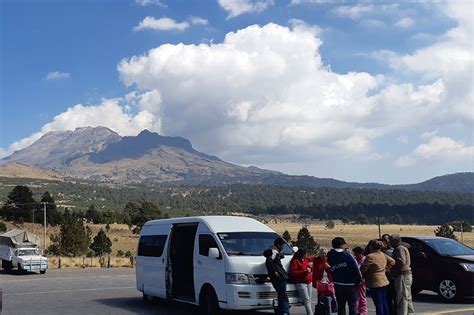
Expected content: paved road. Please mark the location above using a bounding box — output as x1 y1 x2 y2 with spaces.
1 268 473 315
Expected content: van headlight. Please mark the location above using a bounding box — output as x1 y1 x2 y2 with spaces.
460 263 474 272
226 273 255 284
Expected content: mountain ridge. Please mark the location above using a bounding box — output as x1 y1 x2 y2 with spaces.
1 127 472 192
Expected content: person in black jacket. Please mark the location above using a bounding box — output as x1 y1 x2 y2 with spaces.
264 237 290 315
327 237 362 315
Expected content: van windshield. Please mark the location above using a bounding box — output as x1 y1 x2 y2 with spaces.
18 249 39 256
424 238 474 256
217 232 293 256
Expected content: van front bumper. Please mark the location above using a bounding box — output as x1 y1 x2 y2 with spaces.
224 283 301 310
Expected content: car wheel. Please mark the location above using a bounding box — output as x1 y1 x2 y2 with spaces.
40 270 46 274
438 279 458 301
17 263 24 273
199 287 220 315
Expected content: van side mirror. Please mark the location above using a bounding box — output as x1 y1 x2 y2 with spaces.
292 246 299 252
208 247 220 259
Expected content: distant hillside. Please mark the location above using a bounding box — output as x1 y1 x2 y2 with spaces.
0 163 62 180
397 173 474 193
1 126 472 192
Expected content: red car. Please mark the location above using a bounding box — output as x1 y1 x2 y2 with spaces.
402 236 474 301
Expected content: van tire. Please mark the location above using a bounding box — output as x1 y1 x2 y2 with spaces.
199 286 220 315
17 263 24 273
143 293 155 304
437 278 458 302
40 270 46 274
2 260 13 272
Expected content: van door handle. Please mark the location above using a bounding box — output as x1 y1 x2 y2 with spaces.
197 260 202 265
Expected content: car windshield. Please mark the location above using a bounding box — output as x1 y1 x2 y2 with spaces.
18 249 40 256
217 232 294 256
424 238 474 256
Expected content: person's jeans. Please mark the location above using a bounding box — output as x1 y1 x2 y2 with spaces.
273 279 290 315
395 274 415 315
296 283 313 315
370 286 389 315
334 284 357 315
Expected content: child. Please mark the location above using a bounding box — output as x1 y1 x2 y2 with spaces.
353 246 368 315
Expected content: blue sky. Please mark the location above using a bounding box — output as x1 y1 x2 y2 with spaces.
1 0 472 184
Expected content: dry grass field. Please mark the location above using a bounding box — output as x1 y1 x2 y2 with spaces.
3 219 473 269
268 221 474 248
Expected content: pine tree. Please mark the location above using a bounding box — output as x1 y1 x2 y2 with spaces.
282 230 292 243
90 229 112 257
51 219 91 256
41 191 62 226
434 224 458 240
325 220 335 229
296 227 319 256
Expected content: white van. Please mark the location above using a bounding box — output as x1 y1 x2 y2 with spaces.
136 216 300 314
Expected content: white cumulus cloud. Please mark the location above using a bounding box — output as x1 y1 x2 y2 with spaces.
394 17 414 29
45 71 71 80
0 97 160 158
117 22 461 166
217 0 274 19
332 4 374 19
189 16 209 26
396 135 474 167
134 17 190 32
135 0 166 7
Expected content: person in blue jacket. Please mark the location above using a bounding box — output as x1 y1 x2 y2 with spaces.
327 237 362 315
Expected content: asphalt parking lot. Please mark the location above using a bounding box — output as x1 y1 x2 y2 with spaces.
1 268 473 315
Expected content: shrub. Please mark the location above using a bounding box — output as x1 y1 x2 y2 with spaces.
296 227 319 256
125 250 133 258
0 221 6 232
282 230 291 243
325 220 335 229
116 249 124 257
434 224 457 240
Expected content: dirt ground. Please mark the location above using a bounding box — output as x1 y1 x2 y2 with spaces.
4 220 473 259
267 221 474 248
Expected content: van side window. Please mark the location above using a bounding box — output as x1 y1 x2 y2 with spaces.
199 234 221 259
138 235 167 257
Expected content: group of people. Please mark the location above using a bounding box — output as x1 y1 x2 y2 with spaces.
264 234 414 315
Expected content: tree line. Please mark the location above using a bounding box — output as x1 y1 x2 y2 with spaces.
1 184 473 228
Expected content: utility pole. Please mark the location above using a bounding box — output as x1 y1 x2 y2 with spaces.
460 221 464 244
377 217 381 239
42 202 47 250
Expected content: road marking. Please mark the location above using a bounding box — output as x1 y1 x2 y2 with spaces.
3 286 135 296
422 307 474 314
1 274 133 283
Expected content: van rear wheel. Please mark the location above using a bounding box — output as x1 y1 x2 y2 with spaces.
143 293 155 304
199 287 220 315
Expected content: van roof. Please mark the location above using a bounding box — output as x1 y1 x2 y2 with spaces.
143 215 274 233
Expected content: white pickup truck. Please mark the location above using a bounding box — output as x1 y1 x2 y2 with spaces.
0 229 48 274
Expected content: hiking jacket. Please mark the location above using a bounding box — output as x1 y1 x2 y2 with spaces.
263 245 288 282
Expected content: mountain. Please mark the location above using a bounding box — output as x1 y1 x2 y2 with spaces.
0 163 62 180
1 127 277 185
1 127 472 192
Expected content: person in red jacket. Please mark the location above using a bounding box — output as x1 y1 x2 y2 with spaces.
310 247 334 296
289 249 313 315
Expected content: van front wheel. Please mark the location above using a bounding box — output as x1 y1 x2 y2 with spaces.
199 287 220 315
